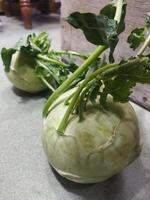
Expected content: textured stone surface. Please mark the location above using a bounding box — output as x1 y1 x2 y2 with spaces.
0 14 150 200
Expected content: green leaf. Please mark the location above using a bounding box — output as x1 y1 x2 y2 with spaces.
67 2 126 62
64 54 79 73
102 56 150 83
27 32 50 54
100 55 150 104
100 3 126 62
13 32 51 57
74 55 150 115
127 28 145 50
100 4 116 19
1 48 17 72
100 3 126 34
100 77 135 104
67 12 117 46
67 12 118 62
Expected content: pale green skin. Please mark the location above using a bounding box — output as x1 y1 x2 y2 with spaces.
6 51 47 93
42 90 141 183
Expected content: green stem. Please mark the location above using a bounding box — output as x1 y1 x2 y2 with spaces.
137 33 150 55
57 62 118 134
114 0 124 23
37 54 67 68
36 60 52 75
64 92 76 105
77 83 92 107
75 83 93 121
40 76 55 92
54 50 88 59
43 45 107 117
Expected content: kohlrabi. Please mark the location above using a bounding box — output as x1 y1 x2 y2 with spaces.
42 0 150 183
1 32 86 93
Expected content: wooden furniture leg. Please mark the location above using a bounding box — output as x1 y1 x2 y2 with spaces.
19 0 32 29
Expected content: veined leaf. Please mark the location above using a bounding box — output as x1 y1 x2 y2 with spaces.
100 55 150 104
100 3 126 34
127 28 145 50
1 48 16 72
74 55 150 115
27 32 50 54
67 3 126 62
67 12 117 46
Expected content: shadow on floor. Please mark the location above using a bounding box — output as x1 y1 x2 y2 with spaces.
12 86 50 103
48 157 146 200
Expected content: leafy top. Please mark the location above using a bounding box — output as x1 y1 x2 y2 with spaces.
127 12 150 51
1 32 50 72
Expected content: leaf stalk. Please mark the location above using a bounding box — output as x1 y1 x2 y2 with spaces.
37 54 67 68
137 33 150 55
53 50 88 59
40 76 55 92
43 45 107 117
114 0 124 23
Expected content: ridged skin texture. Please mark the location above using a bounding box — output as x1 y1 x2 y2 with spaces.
43 91 141 183
6 51 47 93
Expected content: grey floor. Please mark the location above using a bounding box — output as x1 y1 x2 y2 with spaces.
0 15 150 200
